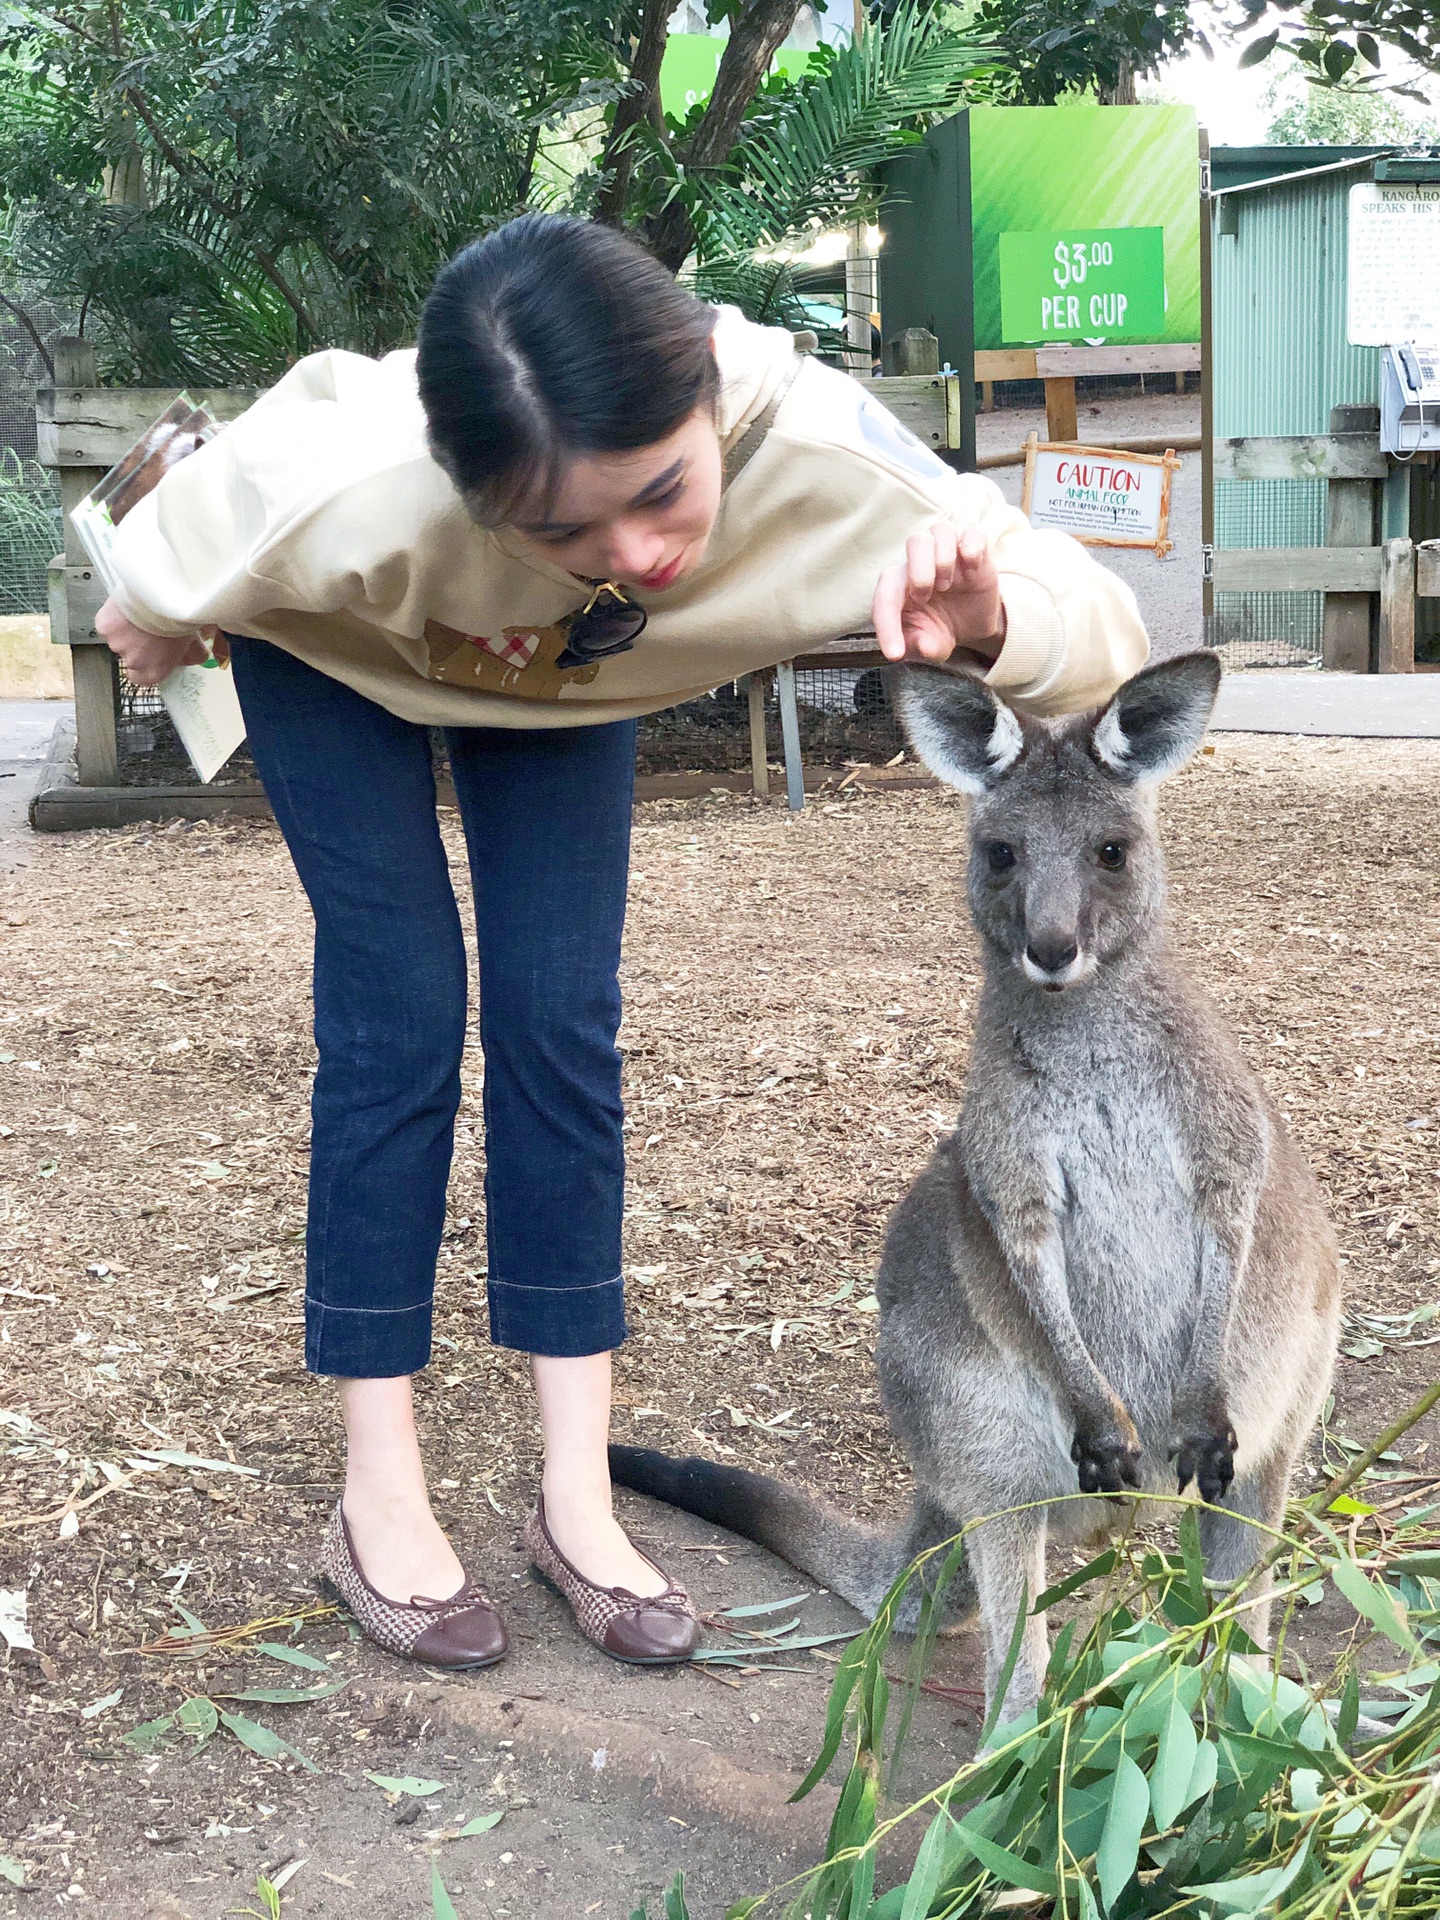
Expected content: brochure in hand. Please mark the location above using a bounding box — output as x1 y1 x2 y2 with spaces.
69 395 247 783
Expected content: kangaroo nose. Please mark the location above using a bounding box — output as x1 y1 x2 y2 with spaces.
1026 938 1079 975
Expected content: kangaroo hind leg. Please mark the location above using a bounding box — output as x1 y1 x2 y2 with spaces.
884 1492 977 1638
1199 1448 1292 1652
965 1507 1049 1726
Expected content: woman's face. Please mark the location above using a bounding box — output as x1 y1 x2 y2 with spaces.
510 406 723 592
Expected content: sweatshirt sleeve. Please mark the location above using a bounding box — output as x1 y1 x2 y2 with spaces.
779 364 1150 717
104 349 434 640
957 472 1150 715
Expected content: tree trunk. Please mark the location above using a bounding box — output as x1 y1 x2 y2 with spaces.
646 0 804 271
596 0 673 226
1100 60 1137 105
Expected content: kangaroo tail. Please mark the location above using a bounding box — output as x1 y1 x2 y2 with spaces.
610 1444 955 1623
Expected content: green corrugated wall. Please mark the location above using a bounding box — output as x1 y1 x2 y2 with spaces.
1212 168 1379 437
1211 164 1382 663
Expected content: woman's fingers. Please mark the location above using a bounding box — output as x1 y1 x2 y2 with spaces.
905 530 937 605
931 521 959 595
872 562 908 660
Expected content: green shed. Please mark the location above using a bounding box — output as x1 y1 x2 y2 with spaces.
1209 145 1439 666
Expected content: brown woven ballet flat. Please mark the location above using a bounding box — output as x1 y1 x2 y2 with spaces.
523 1495 699 1666
318 1503 508 1669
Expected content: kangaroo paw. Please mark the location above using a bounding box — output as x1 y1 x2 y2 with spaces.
1071 1430 1142 1497
1173 1427 1237 1504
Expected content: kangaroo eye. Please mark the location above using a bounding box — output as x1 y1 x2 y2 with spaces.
986 843 1016 874
1098 842 1127 871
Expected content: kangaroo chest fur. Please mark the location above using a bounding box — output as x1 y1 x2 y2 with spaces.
970 1008 1204 1426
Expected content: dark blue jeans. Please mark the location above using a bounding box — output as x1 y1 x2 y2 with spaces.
228 637 634 1376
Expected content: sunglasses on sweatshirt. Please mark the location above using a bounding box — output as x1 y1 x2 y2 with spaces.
554 581 648 670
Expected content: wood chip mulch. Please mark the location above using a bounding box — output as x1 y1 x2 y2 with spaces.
0 732 1437 1878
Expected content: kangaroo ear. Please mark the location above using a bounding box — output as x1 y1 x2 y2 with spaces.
1091 651 1221 785
892 664 1023 795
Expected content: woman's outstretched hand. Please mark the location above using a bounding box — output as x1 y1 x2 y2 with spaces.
96 597 211 687
871 523 1007 666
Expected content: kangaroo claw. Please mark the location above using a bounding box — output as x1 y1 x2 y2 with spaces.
1173 1427 1237 1504
1071 1431 1142 1497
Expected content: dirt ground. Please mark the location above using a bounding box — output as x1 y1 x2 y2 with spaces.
1 733 1438 1918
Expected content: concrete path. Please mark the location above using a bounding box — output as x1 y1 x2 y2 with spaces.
0 699 70 869
1212 672 1440 738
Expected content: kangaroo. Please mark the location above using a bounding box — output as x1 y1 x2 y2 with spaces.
612 652 1341 1722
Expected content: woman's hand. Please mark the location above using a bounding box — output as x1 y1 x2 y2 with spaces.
871 523 1007 667
96 597 210 686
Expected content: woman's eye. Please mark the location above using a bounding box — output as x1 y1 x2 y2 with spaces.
650 480 684 511
986 843 1016 874
1098 842 1127 871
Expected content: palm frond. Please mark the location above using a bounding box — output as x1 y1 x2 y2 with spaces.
685 0 993 319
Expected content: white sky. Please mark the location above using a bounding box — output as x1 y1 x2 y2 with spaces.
1149 5 1437 145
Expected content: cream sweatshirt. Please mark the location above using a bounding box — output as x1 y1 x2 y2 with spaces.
108 306 1149 727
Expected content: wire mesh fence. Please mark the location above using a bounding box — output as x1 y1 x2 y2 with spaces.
0 450 61 616
1208 476 1326 670
0 293 71 616
634 666 906 777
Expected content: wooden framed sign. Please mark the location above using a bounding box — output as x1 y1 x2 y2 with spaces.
1020 433 1180 555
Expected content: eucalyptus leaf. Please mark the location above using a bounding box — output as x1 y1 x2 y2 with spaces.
954 1821 1057 1896
1150 1695 1199 1829
217 1708 320 1773
365 1773 447 1797
255 1641 333 1673
1096 1748 1149 1912
431 1860 459 1920
453 1810 505 1837
215 1681 348 1705
722 1594 809 1618
899 1807 953 1920
1183 1837 1311 1915
1329 1555 1420 1655
176 1695 218 1742
122 1713 176 1754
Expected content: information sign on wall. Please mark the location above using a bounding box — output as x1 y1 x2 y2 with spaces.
1347 182 1440 346
1021 434 1179 555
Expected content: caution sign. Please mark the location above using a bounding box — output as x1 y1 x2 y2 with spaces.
1021 434 1179 555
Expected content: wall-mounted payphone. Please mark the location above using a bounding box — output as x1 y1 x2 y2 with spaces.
1381 343 1440 456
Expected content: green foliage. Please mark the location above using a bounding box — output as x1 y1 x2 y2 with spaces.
970 0 1196 105
1265 77 1439 144
0 0 623 383
630 1873 693 1920
1236 0 1440 93
681 3 992 333
0 448 60 616
708 1386 1440 1919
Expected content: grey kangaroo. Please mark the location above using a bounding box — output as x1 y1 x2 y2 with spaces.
612 652 1341 1722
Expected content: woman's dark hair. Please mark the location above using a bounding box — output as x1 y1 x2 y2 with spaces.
416 214 719 526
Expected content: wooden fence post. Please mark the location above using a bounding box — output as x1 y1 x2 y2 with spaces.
886 327 940 376
1323 404 1380 673
1378 538 1416 674
1044 377 1078 444
49 337 120 785
744 672 770 798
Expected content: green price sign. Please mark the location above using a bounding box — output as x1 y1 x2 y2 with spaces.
997 226 1166 343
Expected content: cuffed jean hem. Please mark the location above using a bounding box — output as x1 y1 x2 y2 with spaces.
487 1275 627 1358
305 1298 433 1379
